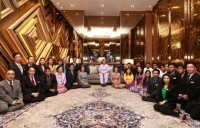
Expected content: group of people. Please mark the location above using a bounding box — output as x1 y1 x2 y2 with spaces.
0 53 91 114
122 62 200 121
0 53 200 122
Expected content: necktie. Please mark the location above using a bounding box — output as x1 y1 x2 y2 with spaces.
64 64 66 74
18 64 23 74
10 81 13 92
31 77 35 86
153 79 156 84
47 76 51 87
71 71 74 77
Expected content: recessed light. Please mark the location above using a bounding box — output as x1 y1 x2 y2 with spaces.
63 11 66 13
149 5 152 8
131 5 134 8
57 2 59 5
101 4 104 7
126 13 129 16
75 13 79 15
71 4 75 7
101 12 104 15
60 7 63 9
101 17 104 19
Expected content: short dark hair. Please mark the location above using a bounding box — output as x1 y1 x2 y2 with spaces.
146 62 151 65
153 69 160 74
69 64 74 67
12 53 21 58
178 64 185 69
127 62 131 65
5 69 15 73
168 63 176 67
28 56 34 59
28 66 35 71
186 62 197 67
56 65 63 72
45 66 51 71
40 57 45 61
152 63 158 66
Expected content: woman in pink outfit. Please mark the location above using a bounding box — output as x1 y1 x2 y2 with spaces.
55 65 67 94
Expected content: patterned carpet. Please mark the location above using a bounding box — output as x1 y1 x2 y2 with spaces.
1 86 200 128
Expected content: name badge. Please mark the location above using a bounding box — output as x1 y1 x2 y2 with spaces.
155 84 158 86
173 77 176 79
190 81 194 84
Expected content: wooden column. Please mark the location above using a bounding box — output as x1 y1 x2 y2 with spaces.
145 12 153 63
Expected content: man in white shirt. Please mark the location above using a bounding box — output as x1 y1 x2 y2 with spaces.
143 62 153 75
152 63 163 78
0 70 24 113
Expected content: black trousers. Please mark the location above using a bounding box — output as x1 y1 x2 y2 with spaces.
190 105 200 120
45 91 58 97
154 103 179 117
180 100 188 110
66 83 91 89
23 94 45 103
142 96 157 103
185 102 200 120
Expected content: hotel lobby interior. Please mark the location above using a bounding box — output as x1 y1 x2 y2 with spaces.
0 0 200 127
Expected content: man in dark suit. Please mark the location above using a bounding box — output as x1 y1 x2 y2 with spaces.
66 64 81 89
41 67 58 97
167 63 181 86
21 66 45 103
9 53 26 80
38 57 48 76
142 69 162 102
0 70 24 113
24 56 40 76
180 62 200 110
70 58 80 73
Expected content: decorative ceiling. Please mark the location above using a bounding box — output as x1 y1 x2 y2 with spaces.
51 0 159 38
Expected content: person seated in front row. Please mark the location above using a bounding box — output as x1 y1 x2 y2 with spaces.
21 66 45 103
41 67 58 97
124 68 134 89
77 66 91 88
185 93 200 120
142 70 151 91
111 67 125 89
131 67 143 92
0 70 24 114
55 66 67 93
99 59 110 87
154 74 186 120
180 62 200 111
66 64 81 89
142 69 161 102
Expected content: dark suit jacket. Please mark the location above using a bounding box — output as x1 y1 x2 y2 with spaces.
41 74 57 92
157 84 176 103
24 64 40 76
146 77 162 97
21 75 44 95
62 63 69 74
167 71 181 86
38 65 48 76
0 80 23 105
9 62 26 80
182 73 200 101
70 63 80 72
66 70 78 86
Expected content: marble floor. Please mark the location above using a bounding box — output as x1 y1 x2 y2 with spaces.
2 86 200 128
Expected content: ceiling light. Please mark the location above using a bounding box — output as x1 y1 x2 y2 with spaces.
149 5 152 8
63 11 66 13
101 4 104 7
101 22 104 24
57 2 59 5
71 4 75 7
126 13 129 16
101 12 104 15
131 5 134 8
60 7 63 9
75 13 79 15
101 17 104 19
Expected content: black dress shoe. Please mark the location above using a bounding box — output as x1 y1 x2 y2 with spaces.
103 84 106 87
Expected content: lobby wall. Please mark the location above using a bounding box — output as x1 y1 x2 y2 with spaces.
0 0 82 78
